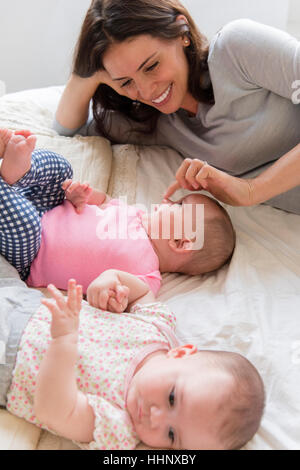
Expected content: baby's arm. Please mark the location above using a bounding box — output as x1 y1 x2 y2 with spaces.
87 269 156 311
34 280 95 442
62 179 111 213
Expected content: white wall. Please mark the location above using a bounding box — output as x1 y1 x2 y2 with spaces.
0 0 298 94
181 0 290 38
0 0 91 93
287 0 300 39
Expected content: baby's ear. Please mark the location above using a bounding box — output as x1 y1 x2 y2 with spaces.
167 344 197 359
168 238 194 253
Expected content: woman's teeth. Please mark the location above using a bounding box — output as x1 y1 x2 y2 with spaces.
152 84 172 104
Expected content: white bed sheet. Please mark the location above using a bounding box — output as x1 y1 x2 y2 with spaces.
0 86 299 450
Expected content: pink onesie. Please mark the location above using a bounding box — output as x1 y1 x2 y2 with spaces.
27 199 161 294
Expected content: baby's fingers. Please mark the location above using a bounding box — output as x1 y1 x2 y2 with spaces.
66 181 81 194
107 296 126 314
88 288 109 310
47 284 67 310
97 289 112 310
66 279 82 313
41 297 61 318
62 179 73 191
115 285 129 304
81 181 91 191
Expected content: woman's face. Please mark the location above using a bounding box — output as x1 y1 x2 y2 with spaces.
102 34 198 115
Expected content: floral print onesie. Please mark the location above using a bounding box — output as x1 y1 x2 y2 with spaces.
6 301 179 449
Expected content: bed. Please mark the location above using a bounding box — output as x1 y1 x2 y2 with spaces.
0 86 299 450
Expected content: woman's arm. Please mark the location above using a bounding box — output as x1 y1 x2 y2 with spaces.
164 21 300 207
164 142 300 207
249 142 300 204
55 74 100 131
55 69 121 133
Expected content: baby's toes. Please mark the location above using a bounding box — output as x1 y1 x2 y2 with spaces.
0 128 13 145
26 135 37 152
11 134 26 143
7 134 26 149
13 138 30 155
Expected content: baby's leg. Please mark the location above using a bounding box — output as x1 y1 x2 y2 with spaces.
0 177 41 280
15 149 73 217
0 133 37 185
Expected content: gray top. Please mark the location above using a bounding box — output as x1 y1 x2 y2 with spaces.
54 19 300 214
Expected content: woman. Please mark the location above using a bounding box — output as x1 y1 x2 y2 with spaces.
54 0 300 214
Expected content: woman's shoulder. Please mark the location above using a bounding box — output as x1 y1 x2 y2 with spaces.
217 18 260 35
210 18 287 56
208 18 290 72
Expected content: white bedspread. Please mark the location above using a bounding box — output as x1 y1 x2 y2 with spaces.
0 86 299 450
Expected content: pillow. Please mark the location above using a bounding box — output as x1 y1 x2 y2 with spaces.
36 134 112 193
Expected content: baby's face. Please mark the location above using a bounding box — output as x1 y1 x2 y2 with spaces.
148 202 184 239
147 201 201 246
126 350 232 449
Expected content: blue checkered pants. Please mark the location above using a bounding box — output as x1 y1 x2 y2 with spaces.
0 149 73 280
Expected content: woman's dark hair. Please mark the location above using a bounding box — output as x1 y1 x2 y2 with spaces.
73 0 214 139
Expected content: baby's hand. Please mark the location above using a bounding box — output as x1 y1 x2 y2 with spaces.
87 272 129 313
62 179 93 214
41 279 83 340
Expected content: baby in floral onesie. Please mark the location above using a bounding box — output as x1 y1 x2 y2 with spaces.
1 259 265 450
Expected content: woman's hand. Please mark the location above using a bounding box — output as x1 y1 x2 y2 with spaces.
87 271 130 313
90 68 116 89
164 158 255 207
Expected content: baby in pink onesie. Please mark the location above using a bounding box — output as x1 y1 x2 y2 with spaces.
0 129 235 311
27 177 235 308
27 181 235 300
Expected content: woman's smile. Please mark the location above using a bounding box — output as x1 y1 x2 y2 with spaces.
151 83 173 106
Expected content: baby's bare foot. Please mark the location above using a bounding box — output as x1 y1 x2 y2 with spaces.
0 129 13 158
0 134 37 185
